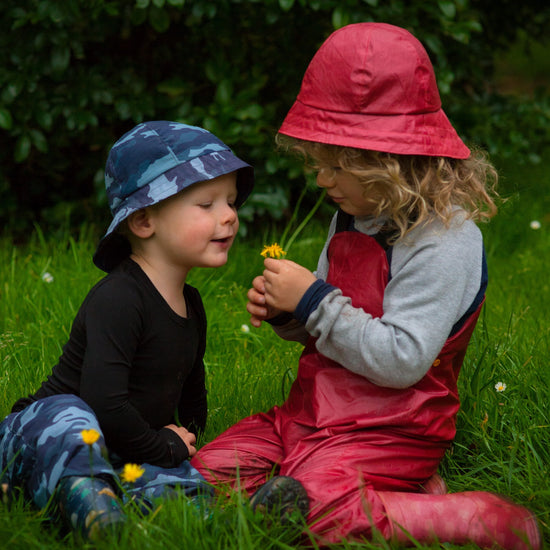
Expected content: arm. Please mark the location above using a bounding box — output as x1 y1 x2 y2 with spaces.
176 286 207 435
305 216 485 388
79 280 189 467
246 274 311 344
245 214 338 344
262 215 484 389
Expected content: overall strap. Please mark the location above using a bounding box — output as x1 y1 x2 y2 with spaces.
449 247 487 336
335 209 354 233
335 210 396 249
334 209 396 278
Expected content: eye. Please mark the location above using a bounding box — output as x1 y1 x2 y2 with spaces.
199 202 212 209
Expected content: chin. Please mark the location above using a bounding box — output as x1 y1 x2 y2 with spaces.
202 256 230 268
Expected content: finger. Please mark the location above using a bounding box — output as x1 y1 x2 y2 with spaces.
263 257 282 272
263 268 277 284
263 291 279 308
266 258 298 270
250 316 262 328
251 275 266 293
247 287 265 305
246 307 267 321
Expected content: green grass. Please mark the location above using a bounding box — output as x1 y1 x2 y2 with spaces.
0 152 549 549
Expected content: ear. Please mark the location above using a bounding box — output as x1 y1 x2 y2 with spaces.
126 208 155 239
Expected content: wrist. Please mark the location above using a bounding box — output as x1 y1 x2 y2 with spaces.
159 427 189 466
294 279 338 324
267 311 294 326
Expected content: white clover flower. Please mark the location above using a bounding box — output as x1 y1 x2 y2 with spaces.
240 324 250 334
494 381 507 393
41 272 54 283
530 220 541 230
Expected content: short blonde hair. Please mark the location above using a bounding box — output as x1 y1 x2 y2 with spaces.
277 135 499 242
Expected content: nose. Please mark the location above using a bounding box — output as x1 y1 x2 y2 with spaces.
316 169 335 189
221 204 238 225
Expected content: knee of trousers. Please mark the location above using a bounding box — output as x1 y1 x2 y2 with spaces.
1 394 112 508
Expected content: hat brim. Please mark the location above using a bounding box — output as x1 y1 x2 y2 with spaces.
278 97 470 159
93 149 253 272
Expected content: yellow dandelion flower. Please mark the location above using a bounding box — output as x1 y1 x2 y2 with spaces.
81 429 100 446
121 463 145 483
260 243 287 259
494 381 507 393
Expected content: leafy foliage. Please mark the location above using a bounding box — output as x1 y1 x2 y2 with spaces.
1 0 549 235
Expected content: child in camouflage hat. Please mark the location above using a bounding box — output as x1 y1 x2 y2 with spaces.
0 121 254 540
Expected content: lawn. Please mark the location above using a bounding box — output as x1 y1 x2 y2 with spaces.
0 149 548 548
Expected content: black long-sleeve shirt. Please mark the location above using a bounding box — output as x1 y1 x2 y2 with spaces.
11 258 207 468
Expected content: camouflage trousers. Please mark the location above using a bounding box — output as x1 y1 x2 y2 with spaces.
0 394 211 510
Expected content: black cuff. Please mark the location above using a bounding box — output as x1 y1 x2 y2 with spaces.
266 312 295 326
159 427 189 467
294 279 337 325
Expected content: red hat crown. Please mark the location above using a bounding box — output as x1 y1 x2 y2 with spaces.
279 23 470 159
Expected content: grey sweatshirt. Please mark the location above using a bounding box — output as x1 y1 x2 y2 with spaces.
273 210 485 389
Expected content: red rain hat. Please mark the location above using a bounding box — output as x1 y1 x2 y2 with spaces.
279 22 470 159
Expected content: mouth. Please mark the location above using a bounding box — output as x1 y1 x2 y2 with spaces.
211 236 233 244
328 194 344 203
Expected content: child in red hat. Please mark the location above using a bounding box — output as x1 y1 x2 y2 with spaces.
191 23 541 549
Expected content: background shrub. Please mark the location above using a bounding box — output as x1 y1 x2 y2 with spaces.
1 0 549 236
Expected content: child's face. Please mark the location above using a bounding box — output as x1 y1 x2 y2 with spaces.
316 168 374 217
148 172 239 270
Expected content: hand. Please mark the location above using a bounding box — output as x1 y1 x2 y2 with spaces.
164 424 197 457
246 275 282 328
262 258 317 313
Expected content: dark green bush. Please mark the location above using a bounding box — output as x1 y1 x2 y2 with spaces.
1 0 549 236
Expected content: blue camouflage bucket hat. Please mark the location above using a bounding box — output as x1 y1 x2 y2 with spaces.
93 121 254 272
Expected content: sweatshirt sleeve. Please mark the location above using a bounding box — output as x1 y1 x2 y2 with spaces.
302 215 484 389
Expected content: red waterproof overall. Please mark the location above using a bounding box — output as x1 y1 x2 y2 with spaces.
192 229 482 543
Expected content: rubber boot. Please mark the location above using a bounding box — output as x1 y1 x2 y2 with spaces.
55 476 125 540
378 490 541 550
249 476 309 525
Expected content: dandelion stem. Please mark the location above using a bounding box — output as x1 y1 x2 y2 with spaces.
282 189 326 253
279 185 309 250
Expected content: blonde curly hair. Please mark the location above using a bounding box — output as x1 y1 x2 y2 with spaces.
277 135 499 242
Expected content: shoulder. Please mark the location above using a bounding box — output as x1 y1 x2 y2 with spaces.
69 261 149 343
82 260 147 315
391 210 483 272
417 211 483 258
410 210 481 245
183 283 202 304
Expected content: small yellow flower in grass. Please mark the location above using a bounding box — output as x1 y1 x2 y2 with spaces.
81 429 100 445
240 324 250 333
494 381 507 393
121 463 145 483
530 220 541 230
261 243 286 259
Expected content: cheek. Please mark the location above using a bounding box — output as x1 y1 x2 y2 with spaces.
176 216 212 243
